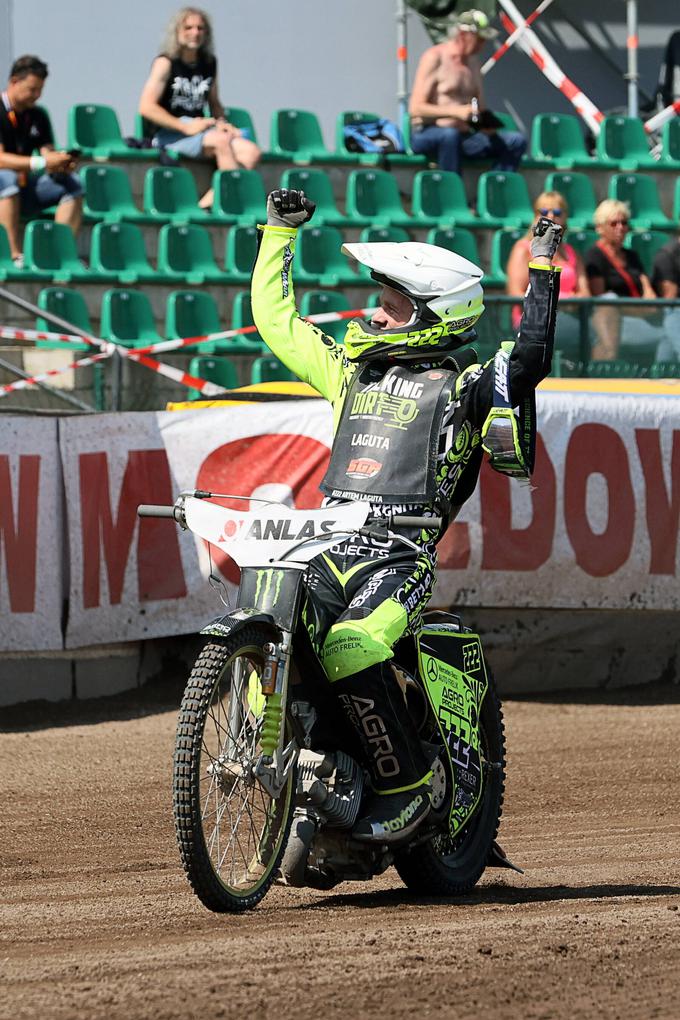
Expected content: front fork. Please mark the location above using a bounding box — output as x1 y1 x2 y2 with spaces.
255 630 299 798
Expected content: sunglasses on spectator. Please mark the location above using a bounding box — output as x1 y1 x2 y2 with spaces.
537 207 564 216
608 219 629 227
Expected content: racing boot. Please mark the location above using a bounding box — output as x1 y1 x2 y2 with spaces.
333 663 432 844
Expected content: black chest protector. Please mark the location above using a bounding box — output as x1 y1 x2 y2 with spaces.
320 362 456 504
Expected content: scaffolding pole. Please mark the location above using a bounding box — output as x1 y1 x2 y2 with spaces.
625 0 639 118
396 0 409 125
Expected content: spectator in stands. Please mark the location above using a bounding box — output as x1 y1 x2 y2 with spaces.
0 55 82 267
585 199 665 362
651 230 680 362
506 190 590 354
408 9 526 178
139 7 261 207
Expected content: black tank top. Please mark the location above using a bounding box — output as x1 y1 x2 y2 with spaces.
159 53 217 117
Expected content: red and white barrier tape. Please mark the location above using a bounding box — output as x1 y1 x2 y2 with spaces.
0 350 112 397
481 0 554 75
497 0 604 136
0 306 375 397
644 99 680 135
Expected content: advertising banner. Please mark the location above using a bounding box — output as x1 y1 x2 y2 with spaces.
1 387 678 653
60 403 333 648
0 416 63 651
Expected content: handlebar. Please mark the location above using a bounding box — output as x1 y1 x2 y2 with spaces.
391 515 443 529
137 504 177 519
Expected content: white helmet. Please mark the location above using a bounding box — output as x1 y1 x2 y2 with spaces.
341 241 485 360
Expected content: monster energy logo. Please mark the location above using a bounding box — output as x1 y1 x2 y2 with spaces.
254 569 284 606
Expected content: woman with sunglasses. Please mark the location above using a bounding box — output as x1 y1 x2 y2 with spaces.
585 199 663 361
506 191 589 354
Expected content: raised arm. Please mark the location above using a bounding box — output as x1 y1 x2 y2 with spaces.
250 191 347 403
461 219 563 425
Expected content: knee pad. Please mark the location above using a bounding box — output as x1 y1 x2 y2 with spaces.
321 599 407 682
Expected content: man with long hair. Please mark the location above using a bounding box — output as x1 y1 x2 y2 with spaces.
139 7 260 205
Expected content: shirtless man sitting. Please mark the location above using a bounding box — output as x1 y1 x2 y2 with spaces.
409 9 526 178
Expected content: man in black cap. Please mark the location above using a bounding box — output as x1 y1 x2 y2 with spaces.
409 9 526 177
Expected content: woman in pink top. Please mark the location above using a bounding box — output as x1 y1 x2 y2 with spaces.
506 190 590 349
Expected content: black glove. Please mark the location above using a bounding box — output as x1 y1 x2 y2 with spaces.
266 189 316 228
530 216 563 260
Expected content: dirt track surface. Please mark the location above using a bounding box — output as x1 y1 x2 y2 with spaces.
2 682 679 1020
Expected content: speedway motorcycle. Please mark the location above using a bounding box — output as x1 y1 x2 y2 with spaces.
138 491 515 913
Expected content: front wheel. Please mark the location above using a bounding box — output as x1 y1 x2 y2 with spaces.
394 672 505 896
173 624 296 912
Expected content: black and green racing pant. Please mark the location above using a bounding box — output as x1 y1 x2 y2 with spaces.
303 533 435 794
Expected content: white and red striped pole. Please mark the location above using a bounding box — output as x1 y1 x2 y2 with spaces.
496 0 605 136
481 0 554 76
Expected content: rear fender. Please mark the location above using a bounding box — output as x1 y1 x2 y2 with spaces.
416 626 489 838
200 607 282 642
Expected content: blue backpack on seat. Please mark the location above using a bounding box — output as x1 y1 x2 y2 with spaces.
343 118 405 154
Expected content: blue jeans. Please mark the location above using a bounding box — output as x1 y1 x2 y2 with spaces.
410 126 527 176
0 168 83 211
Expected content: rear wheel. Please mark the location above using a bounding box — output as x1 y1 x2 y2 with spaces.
173 625 296 912
394 673 505 895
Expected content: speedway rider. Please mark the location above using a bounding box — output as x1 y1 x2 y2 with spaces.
251 190 561 844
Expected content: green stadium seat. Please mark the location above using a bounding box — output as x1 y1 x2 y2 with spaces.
226 290 263 350
250 356 295 384
211 168 266 224
550 351 585 378
157 223 225 283
100 289 162 348
544 171 596 230
586 359 644 378
335 110 425 167
280 168 348 226
335 110 383 165
567 228 598 260
300 289 351 341
624 230 671 277
426 228 481 268
187 355 239 400
411 170 477 227
0 224 32 280
23 221 100 281
82 164 151 223
89 222 158 283
269 108 338 163
295 225 360 286
608 174 673 230
36 287 91 350
648 361 680 378
222 106 260 147
530 113 594 168
143 166 218 224
672 178 680 221
166 290 222 353
67 104 156 160
359 226 410 243
486 227 524 286
224 225 259 283
345 169 413 228
660 118 680 166
477 171 533 228
595 115 656 170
